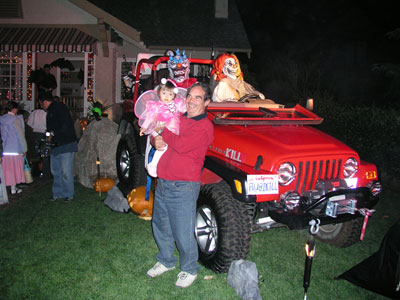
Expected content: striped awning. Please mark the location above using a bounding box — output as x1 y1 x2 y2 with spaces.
0 27 97 53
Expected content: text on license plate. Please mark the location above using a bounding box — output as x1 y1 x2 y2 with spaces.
246 174 279 195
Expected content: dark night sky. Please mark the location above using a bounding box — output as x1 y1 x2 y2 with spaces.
234 0 400 105
236 0 399 50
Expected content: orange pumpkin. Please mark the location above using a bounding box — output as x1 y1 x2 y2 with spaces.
93 177 115 192
127 186 154 220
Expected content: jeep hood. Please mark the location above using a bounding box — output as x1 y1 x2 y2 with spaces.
209 124 358 169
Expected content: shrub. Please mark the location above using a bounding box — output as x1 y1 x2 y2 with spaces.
314 98 400 184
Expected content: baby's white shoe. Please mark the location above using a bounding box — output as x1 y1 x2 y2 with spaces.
146 161 157 177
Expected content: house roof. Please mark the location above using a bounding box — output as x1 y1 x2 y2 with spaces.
85 0 251 55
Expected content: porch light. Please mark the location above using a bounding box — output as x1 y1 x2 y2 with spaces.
306 98 314 110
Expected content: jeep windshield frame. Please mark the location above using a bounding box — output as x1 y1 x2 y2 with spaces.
133 56 214 102
208 104 323 126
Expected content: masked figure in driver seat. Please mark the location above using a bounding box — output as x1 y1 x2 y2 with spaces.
211 53 265 102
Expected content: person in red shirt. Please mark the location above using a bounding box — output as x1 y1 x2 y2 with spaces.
146 83 214 288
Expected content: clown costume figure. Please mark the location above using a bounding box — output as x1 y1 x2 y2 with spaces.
212 53 265 102
167 49 197 89
135 78 186 177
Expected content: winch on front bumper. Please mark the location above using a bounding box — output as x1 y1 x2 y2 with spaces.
268 180 381 230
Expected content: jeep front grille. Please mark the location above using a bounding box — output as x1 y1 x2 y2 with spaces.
294 159 342 193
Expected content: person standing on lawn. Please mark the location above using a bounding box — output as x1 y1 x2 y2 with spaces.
146 83 214 288
27 99 51 179
42 93 77 202
0 101 27 194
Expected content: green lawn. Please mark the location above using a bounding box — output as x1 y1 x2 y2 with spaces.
0 182 398 300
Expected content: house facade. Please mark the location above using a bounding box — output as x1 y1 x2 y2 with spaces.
0 0 251 121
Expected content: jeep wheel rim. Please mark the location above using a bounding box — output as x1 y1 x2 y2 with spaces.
195 205 218 254
119 148 130 180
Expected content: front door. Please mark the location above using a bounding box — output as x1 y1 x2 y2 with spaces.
56 53 95 119
57 57 84 119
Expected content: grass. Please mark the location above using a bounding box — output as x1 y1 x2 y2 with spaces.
0 182 399 300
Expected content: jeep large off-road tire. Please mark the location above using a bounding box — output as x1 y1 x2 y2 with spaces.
195 182 251 273
316 217 363 247
116 135 146 191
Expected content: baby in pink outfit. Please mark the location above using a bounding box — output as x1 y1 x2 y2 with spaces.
135 79 186 177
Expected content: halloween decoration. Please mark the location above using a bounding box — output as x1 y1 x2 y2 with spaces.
90 100 111 121
337 217 400 299
127 186 154 220
303 238 316 300
96 156 101 196
212 53 265 102
93 177 115 193
167 49 197 88
74 117 119 189
50 58 75 71
28 69 45 84
77 98 112 136
92 150 115 194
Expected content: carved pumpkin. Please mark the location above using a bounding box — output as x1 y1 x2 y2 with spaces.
93 177 115 192
127 186 154 220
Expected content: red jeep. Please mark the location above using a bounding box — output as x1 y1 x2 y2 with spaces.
116 55 382 273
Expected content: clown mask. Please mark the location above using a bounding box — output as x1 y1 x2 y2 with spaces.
223 57 240 79
167 49 190 83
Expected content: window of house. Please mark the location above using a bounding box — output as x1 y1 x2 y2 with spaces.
0 51 23 105
116 57 136 103
0 51 34 109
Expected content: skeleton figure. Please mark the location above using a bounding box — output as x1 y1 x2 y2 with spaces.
212 53 265 102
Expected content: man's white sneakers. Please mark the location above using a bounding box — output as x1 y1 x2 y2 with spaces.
147 263 197 288
147 262 175 278
175 271 198 288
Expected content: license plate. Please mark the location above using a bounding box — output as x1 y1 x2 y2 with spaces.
246 174 279 195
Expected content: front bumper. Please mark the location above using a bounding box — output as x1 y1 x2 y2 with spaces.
268 187 379 230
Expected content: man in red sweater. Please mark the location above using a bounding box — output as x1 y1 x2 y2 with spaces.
146 83 214 288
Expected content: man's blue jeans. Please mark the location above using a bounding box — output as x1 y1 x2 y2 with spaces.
50 151 75 198
152 178 201 275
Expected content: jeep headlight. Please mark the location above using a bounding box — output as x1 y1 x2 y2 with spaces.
343 157 358 178
278 162 296 186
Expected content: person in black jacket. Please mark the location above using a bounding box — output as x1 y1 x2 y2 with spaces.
42 93 77 202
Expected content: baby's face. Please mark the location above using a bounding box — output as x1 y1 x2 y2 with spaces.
159 88 175 103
